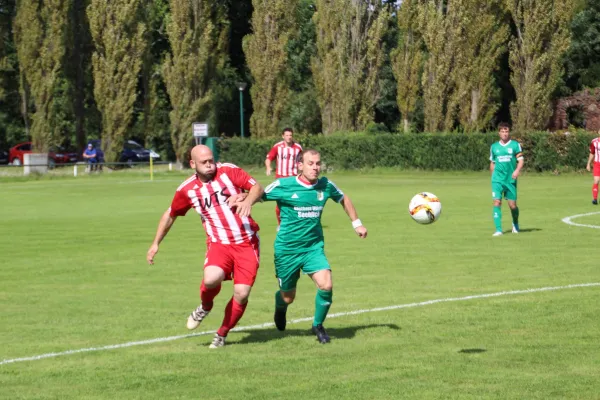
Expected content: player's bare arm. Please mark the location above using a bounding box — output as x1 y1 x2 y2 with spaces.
512 155 524 179
587 153 594 172
265 158 272 176
490 161 495 174
235 183 264 217
147 210 177 265
340 195 367 238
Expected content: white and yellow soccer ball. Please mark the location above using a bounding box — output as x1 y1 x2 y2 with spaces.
408 192 442 224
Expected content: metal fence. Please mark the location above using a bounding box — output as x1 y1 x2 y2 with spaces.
0 161 177 178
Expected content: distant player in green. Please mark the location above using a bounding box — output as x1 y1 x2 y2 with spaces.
263 149 368 344
489 122 524 236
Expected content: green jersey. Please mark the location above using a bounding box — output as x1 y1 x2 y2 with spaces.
490 140 523 183
262 176 344 254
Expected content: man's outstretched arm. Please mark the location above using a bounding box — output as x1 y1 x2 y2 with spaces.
147 209 177 265
340 195 367 238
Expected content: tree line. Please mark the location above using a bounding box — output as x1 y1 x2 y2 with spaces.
0 0 598 163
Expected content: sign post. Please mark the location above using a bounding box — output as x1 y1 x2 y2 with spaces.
193 122 209 145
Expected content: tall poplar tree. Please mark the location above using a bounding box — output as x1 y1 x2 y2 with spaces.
14 0 70 152
507 0 574 131
243 0 298 138
452 0 509 132
88 0 146 162
391 0 423 133
417 0 463 132
163 0 228 164
312 0 389 134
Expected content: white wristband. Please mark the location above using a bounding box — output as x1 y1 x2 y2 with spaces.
352 219 363 229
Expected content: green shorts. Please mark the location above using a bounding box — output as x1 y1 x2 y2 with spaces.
492 181 518 201
274 247 330 291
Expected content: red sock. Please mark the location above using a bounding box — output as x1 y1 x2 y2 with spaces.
594 184 598 200
216 298 248 337
200 282 221 311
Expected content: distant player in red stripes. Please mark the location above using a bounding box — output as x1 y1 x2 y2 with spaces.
146 145 264 349
586 132 600 205
265 128 302 226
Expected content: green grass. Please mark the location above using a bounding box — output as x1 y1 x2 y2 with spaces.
1 170 599 399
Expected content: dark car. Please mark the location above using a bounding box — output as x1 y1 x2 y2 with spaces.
9 142 78 167
48 145 79 168
0 149 8 165
88 139 160 165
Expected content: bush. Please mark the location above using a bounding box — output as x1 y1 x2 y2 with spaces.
218 130 596 172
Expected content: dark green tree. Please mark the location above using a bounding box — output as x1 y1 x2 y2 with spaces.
564 0 600 92
280 0 322 134
0 0 26 150
163 0 229 164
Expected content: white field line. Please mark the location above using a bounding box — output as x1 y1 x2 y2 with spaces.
561 212 600 229
1 282 599 366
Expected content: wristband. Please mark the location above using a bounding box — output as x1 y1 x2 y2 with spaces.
352 219 363 229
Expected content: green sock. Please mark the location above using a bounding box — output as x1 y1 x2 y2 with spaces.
511 207 519 225
275 290 288 311
313 289 333 326
493 205 502 232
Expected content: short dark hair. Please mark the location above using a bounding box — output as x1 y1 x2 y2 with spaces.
498 122 511 130
281 127 294 135
296 149 319 163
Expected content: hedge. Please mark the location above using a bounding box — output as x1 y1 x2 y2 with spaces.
218 130 596 172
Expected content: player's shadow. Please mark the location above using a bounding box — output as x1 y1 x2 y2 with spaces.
230 323 400 345
458 348 487 354
502 228 542 234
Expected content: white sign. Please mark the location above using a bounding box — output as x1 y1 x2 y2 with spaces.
193 122 208 137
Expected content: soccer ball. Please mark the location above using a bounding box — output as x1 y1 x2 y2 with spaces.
408 192 442 224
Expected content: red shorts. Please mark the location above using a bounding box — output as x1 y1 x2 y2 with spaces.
594 162 600 177
204 235 260 286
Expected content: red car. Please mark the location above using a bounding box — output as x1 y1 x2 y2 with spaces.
9 142 78 168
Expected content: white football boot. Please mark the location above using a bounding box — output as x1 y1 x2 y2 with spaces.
209 334 226 349
186 306 210 330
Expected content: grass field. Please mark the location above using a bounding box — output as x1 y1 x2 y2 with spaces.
1 169 599 399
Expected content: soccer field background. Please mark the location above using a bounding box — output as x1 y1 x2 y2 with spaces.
1 170 599 399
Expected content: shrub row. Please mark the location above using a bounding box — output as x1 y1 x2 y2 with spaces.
218 130 596 172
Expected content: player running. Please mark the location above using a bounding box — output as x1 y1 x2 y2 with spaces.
265 128 302 227
489 122 524 236
263 149 367 344
586 131 600 205
146 145 264 349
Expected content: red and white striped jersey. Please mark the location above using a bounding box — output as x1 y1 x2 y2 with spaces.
266 141 303 177
169 163 260 245
591 138 600 163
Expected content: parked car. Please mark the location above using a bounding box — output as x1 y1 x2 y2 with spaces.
0 149 8 165
8 142 31 165
88 139 160 165
9 142 78 167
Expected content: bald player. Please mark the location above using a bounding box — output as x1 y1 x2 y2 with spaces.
147 145 264 348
